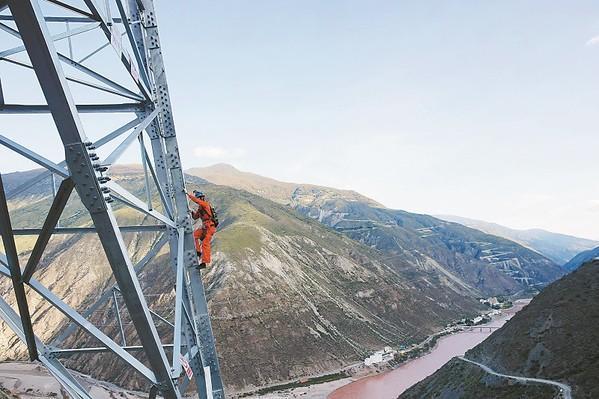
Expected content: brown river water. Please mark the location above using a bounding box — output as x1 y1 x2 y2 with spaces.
328 300 530 399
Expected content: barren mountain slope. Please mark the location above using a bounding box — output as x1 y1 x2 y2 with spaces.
0 169 482 393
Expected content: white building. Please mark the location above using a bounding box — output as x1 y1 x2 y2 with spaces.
364 347 397 366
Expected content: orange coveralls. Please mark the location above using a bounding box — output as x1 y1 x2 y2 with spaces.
187 193 216 264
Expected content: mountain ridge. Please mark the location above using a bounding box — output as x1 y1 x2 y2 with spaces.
187 164 565 297
436 214 598 265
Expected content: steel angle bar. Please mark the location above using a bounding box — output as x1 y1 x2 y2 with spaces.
139 136 152 210
57 53 144 101
51 234 168 346
0 15 122 23
0 56 133 100
112 289 126 346
94 117 142 147
6 118 141 200
0 264 158 383
104 107 159 165
0 174 38 360
0 103 145 113
107 180 175 227
113 285 176 329
0 22 99 58
172 228 185 377
142 146 173 219
13 225 166 235
0 19 141 101
81 0 152 100
51 344 176 356
45 0 95 19
0 135 69 177
114 0 151 89
78 41 109 63
0 21 19 37
0 296 93 399
22 178 74 282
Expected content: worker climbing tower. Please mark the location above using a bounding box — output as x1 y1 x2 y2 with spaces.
0 1 223 398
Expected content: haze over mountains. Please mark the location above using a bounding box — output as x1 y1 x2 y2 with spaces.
436 214 599 265
0 164 571 394
189 164 564 296
401 260 599 399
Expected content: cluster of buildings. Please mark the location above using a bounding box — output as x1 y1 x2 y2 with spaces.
479 296 512 309
363 346 396 366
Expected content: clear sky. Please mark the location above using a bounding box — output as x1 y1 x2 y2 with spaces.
2 1 599 240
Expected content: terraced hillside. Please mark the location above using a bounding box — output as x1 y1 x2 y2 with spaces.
437 214 598 265
0 168 482 393
188 164 565 297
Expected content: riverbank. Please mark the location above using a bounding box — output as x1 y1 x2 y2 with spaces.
249 299 530 399
328 299 530 399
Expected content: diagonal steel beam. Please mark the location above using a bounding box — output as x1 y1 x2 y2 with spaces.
0 56 143 101
51 233 168 346
143 144 173 219
45 0 96 19
0 17 138 101
81 0 152 100
0 264 158 383
6 117 142 200
22 177 74 282
7 1 179 396
107 180 175 227
0 173 38 360
0 22 99 58
0 295 92 398
114 0 151 89
104 107 159 165
0 135 69 177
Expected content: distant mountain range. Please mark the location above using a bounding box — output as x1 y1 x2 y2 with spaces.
562 246 599 271
189 164 564 297
401 260 599 398
436 215 598 265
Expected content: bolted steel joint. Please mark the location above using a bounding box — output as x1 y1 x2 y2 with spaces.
185 249 198 267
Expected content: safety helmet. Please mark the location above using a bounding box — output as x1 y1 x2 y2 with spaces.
193 190 205 198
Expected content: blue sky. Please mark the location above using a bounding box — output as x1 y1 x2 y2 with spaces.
2 1 599 239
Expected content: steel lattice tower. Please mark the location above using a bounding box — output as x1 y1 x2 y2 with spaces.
0 1 224 398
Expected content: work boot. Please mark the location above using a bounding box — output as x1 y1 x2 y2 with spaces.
198 262 207 270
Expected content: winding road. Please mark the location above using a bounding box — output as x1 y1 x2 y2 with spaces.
458 357 572 399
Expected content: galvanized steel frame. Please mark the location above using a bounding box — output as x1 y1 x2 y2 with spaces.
0 1 224 398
